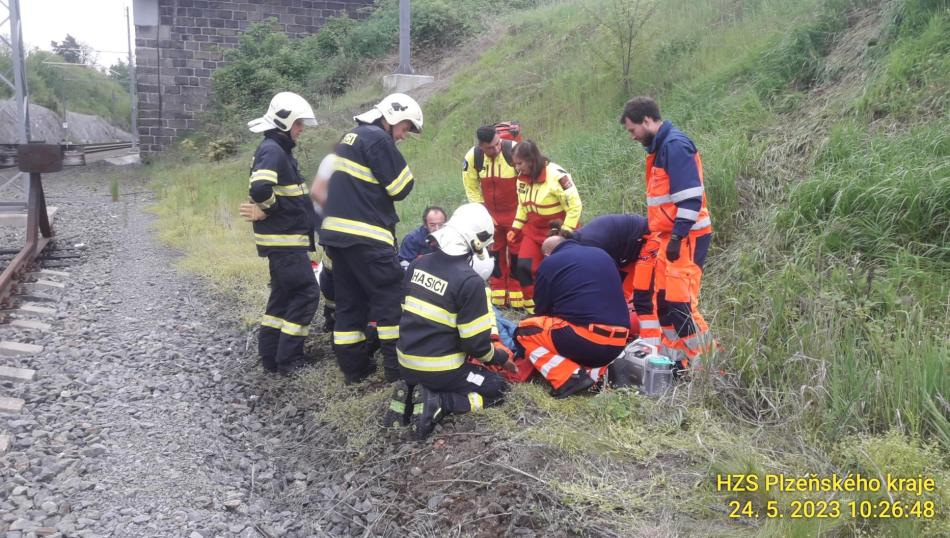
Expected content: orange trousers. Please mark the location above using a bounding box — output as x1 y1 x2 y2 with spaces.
630 234 662 349
654 232 713 368
516 316 628 389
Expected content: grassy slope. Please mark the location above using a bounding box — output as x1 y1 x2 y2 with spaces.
138 0 948 535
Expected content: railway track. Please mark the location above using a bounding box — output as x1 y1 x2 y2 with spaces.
0 143 69 453
0 141 134 168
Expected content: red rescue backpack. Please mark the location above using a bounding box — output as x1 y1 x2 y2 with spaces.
474 121 522 171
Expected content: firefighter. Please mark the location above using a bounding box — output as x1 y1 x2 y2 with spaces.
242 148 339 333
507 140 583 313
620 96 714 370
244 92 321 374
517 236 630 398
388 203 517 439
462 125 523 308
319 93 423 384
545 214 659 347
397 206 446 267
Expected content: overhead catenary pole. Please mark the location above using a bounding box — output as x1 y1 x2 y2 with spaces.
396 0 414 75
8 0 30 144
125 6 138 149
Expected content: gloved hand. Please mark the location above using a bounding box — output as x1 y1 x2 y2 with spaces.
666 234 682 262
491 341 515 370
240 202 266 222
506 230 519 244
503 357 519 374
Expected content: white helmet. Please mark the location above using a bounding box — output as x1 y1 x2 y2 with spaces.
353 93 423 133
248 92 318 133
430 203 494 259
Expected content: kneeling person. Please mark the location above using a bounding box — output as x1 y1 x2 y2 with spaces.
394 204 516 440
518 236 630 398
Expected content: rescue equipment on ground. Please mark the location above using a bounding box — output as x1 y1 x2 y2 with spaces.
608 339 674 395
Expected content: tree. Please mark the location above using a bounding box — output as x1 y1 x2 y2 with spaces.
50 34 95 65
109 59 130 89
587 0 658 93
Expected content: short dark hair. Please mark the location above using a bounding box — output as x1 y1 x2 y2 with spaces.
422 206 447 224
511 139 548 181
476 125 496 144
619 96 662 125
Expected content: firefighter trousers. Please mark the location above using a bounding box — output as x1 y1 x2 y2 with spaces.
260 251 320 370
401 362 509 414
516 316 627 389
655 232 713 367
325 244 403 383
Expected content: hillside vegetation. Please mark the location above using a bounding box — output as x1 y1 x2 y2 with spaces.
0 49 132 130
134 0 948 535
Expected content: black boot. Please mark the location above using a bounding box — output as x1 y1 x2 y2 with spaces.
550 369 595 399
381 381 415 428
411 386 444 440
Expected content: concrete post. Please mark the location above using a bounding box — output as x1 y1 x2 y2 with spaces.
397 0 413 75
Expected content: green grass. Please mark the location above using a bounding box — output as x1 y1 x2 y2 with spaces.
138 0 949 534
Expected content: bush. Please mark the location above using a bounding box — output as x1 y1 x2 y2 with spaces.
207 1 542 123
205 138 238 161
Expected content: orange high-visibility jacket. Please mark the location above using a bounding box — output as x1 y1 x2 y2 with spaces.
644 121 711 237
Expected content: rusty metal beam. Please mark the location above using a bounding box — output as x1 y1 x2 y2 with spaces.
0 144 60 308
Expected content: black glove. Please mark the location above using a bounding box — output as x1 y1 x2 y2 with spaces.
666 235 682 262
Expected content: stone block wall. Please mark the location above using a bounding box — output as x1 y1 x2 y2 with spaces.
134 0 374 153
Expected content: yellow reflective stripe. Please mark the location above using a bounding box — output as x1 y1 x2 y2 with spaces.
254 234 309 247
458 312 493 339
404 296 457 327
322 216 394 245
531 204 566 216
335 157 377 184
258 193 277 209
397 349 465 372
467 392 484 411
386 166 413 197
334 331 366 345
272 183 307 196
262 315 309 337
280 319 308 337
250 169 278 184
377 325 399 340
261 314 283 330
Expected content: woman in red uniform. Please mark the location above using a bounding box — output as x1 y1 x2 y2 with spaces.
506 140 583 313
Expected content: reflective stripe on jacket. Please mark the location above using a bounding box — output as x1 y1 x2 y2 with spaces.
645 121 711 237
398 251 498 372
319 122 414 249
461 141 519 224
248 131 316 256
512 162 582 232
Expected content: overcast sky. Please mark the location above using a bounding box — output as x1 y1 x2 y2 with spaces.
20 0 133 69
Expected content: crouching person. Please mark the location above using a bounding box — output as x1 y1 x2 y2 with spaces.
517 236 630 398
387 203 517 440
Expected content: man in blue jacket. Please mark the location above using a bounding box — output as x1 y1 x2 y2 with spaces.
397 206 447 267
516 238 630 398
